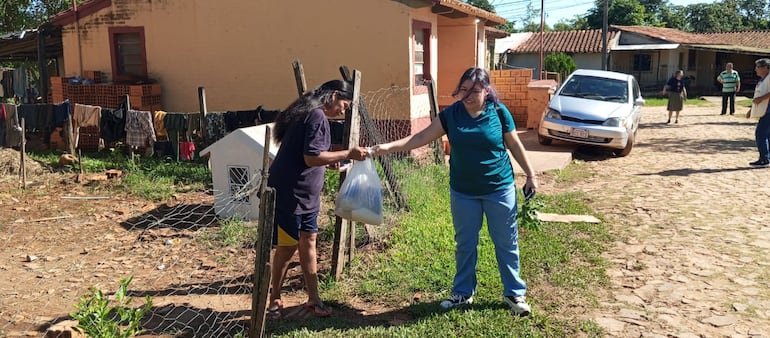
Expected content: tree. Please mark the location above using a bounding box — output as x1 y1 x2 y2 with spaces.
0 0 81 34
496 20 517 34
466 0 495 13
686 2 743 32
0 0 33 33
585 0 648 29
726 0 769 30
544 53 577 81
658 5 689 31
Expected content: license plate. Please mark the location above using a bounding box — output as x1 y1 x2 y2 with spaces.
570 128 589 138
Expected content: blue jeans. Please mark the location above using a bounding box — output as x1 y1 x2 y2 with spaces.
756 114 770 160
449 185 527 298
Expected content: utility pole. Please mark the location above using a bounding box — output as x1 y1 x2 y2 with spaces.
601 0 609 70
539 0 544 79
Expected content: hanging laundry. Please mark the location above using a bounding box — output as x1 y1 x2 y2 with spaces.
101 98 128 145
153 110 168 140
163 112 188 161
13 65 28 103
179 141 195 160
185 113 200 142
73 103 101 149
125 109 156 149
2 103 21 147
52 100 71 128
205 112 226 142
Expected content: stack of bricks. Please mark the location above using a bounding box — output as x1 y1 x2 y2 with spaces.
129 84 162 112
48 77 162 111
51 76 66 102
490 69 532 128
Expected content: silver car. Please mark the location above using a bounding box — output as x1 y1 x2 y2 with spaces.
538 69 645 157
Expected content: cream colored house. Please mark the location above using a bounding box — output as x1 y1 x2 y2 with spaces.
50 0 506 140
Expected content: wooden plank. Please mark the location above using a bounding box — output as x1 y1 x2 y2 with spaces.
426 80 444 164
20 118 26 189
331 70 362 279
292 60 307 96
250 188 275 338
250 127 274 338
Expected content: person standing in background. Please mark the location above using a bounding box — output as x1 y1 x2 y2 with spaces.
747 58 770 167
663 70 687 124
717 62 741 115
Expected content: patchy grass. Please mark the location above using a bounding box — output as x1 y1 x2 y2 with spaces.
269 161 610 337
26 149 210 201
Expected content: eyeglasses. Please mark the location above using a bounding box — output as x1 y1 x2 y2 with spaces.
457 88 483 95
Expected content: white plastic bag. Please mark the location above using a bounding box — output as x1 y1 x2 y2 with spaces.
334 158 383 225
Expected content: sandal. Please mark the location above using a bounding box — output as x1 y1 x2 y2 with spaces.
266 299 284 320
303 302 333 317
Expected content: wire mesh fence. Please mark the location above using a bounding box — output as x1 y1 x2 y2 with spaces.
0 85 438 337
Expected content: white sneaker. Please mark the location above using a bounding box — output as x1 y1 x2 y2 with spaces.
440 294 473 309
503 295 531 317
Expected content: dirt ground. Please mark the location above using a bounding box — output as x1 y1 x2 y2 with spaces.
1 99 769 337
549 99 770 337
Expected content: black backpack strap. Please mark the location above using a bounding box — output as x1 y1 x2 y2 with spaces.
439 111 448 134
494 102 509 133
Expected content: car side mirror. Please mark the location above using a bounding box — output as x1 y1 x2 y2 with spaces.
634 98 645 106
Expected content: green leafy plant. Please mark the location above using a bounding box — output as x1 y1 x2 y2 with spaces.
544 52 577 81
518 197 545 231
70 276 152 338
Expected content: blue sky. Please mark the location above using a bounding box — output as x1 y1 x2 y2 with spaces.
491 0 710 28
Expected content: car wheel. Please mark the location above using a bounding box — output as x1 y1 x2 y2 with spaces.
613 131 634 157
538 134 553 145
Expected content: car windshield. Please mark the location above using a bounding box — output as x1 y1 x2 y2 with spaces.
559 75 628 103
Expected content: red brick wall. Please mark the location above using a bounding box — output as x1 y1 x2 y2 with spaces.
490 69 533 128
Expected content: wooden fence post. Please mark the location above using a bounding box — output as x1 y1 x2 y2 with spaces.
331 70 362 278
19 118 26 189
426 80 443 164
250 127 273 338
198 87 208 143
293 60 307 96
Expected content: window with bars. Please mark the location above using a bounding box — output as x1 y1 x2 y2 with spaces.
228 166 251 204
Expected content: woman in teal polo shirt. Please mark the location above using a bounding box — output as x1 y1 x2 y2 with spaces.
371 67 539 316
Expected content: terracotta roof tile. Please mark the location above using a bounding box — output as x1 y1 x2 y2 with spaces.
611 25 715 44
508 29 618 53
700 30 770 49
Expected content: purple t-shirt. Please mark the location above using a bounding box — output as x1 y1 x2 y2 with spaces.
267 108 330 214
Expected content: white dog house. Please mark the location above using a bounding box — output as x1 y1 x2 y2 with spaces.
200 123 279 220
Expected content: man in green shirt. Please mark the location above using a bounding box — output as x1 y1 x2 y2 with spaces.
717 62 741 115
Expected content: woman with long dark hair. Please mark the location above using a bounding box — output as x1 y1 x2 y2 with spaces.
267 80 369 319
371 67 538 316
